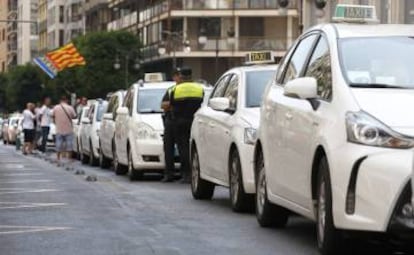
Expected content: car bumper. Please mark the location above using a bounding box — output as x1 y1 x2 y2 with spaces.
132 139 174 171
329 144 412 232
239 143 256 194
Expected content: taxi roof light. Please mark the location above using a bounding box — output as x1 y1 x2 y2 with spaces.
245 51 276 65
332 4 379 24
144 73 166 83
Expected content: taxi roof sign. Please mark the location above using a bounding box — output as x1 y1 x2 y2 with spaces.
333 4 379 23
245 51 275 65
144 73 166 83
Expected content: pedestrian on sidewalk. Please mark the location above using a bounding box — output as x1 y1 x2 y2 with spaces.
169 67 204 183
39 96 52 153
52 96 76 162
22 103 36 155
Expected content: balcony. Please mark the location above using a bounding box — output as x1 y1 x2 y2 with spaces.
141 36 290 61
170 0 297 9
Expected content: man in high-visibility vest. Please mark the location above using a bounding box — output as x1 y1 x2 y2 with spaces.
170 67 204 183
160 68 182 182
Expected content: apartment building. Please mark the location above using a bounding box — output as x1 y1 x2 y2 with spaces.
38 0 48 55
84 0 110 33
6 0 17 69
17 0 39 65
65 0 84 42
0 0 8 72
108 0 300 83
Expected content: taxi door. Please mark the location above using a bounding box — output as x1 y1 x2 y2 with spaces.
208 74 239 183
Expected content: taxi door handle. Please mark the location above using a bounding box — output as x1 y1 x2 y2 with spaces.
285 112 293 120
208 122 216 128
197 119 204 124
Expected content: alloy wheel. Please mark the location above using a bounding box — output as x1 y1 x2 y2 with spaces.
317 179 327 246
191 150 200 192
230 155 240 205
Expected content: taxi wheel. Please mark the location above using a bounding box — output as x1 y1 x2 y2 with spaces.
80 143 89 165
113 143 127 175
255 151 289 228
191 146 215 200
89 141 98 166
128 148 143 181
99 145 111 169
230 149 254 212
316 156 344 255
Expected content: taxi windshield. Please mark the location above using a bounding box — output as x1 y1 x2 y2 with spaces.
339 36 414 89
245 70 274 107
137 88 166 114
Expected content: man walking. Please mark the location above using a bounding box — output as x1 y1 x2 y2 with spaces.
52 96 76 161
39 96 52 153
161 68 182 182
169 67 204 183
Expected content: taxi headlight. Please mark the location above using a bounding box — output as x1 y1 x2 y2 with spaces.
346 111 414 149
136 123 158 140
244 128 257 145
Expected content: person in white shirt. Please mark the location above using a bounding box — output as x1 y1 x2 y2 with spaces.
22 103 35 155
39 97 52 153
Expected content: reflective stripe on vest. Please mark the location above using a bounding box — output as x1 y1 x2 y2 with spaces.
173 82 203 101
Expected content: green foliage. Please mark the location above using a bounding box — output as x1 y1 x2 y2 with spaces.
51 30 141 99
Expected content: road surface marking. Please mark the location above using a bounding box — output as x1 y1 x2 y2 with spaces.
0 188 59 195
0 225 71 235
0 179 53 184
0 173 44 177
0 202 66 209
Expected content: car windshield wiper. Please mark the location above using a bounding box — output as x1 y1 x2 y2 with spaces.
349 83 408 89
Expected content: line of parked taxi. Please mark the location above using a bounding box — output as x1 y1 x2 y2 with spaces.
66 5 414 254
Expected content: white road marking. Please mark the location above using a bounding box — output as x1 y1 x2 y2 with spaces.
0 202 66 209
0 188 59 195
0 180 53 184
0 225 71 235
0 173 44 177
2 164 25 169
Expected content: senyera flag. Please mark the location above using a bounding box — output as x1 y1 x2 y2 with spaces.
33 43 86 79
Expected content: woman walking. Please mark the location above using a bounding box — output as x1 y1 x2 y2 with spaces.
22 103 36 155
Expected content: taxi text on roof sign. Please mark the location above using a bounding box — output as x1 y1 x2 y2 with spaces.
245 51 275 65
144 73 166 83
333 4 379 23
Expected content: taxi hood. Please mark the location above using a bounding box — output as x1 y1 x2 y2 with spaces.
352 89 414 136
240 108 260 128
138 114 164 131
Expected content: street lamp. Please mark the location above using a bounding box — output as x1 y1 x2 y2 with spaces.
198 27 235 80
157 31 191 69
113 52 141 89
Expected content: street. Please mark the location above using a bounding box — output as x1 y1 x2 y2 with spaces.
0 144 411 255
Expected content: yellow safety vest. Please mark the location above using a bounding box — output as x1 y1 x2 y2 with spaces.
172 82 203 101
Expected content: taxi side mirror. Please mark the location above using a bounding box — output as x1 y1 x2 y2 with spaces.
209 97 230 112
103 113 113 120
284 77 318 100
117 107 128 116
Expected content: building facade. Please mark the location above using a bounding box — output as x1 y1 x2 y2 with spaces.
38 0 48 55
6 0 18 69
84 0 110 33
0 0 8 72
108 0 300 83
17 0 38 65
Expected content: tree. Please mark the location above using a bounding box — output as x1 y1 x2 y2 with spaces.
51 30 141 99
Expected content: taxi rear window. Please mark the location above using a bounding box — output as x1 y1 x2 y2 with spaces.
245 70 274 107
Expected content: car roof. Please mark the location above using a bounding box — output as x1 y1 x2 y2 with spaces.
312 23 414 39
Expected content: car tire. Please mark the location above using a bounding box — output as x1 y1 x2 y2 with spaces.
230 149 254 212
255 151 289 228
99 144 111 169
128 148 143 181
80 142 89 165
316 156 344 255
191 146 215 200
89 141 98 166
113 143 127 175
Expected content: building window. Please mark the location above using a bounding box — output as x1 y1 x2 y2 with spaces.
199 18 221 37
59 5 65 23
405 0 414 24
239 17 264 37
59 30 64 46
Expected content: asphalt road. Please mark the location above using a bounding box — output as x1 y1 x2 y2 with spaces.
0 144 411 255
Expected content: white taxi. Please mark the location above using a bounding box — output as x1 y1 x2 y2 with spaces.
99 90 125 168
190 54 277 212
80 99 108 166
255 5 414 254
114 77 175 180
73 106 89 158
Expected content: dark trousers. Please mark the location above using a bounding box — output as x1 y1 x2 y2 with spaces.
40 126 50 152
173 118 193 179
163 119 175 177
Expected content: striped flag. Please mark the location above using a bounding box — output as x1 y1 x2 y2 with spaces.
34 42 86 79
